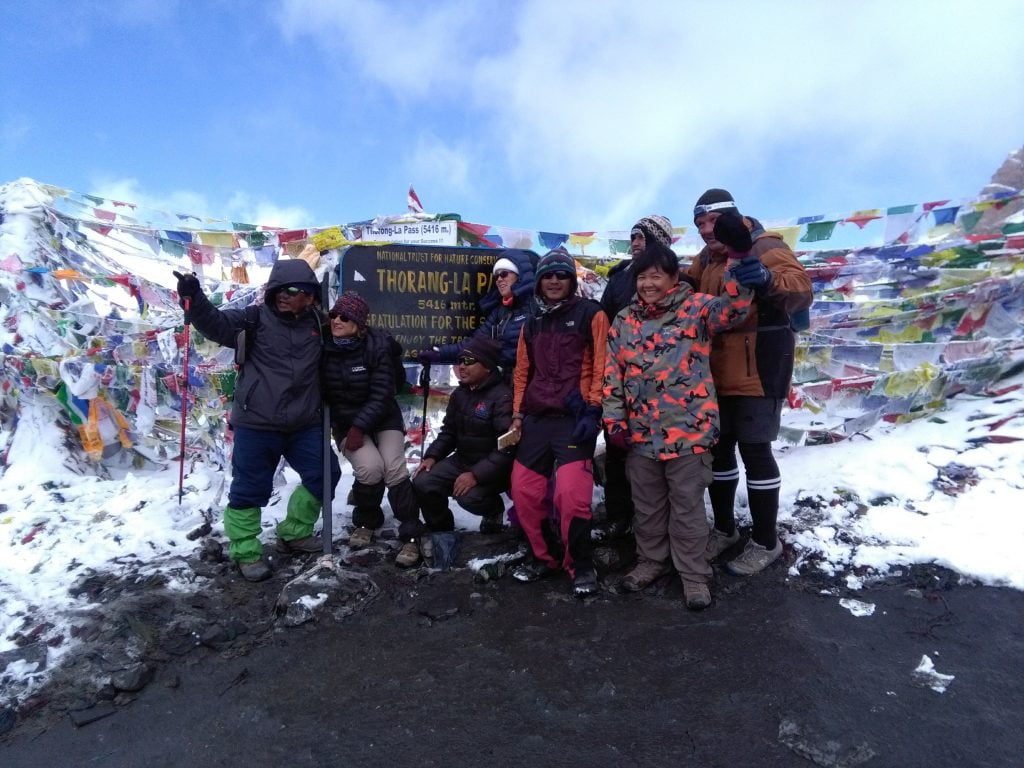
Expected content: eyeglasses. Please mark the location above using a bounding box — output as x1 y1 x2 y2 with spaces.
630 232 644 241
281 286 311 296
456 355 480 366
329 312 351 322
541 270 572 281
494 270 514 280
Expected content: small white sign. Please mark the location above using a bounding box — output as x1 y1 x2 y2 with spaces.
362 221 457 246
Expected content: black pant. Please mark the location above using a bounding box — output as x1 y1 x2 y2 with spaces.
412 457 505 532
602 440 634 526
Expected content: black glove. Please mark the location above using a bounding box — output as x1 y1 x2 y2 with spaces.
713 212 753 253
570 404 602 445
732 254 772 290
172 270 201 300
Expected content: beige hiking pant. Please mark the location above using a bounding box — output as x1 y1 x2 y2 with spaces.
626 451 713 583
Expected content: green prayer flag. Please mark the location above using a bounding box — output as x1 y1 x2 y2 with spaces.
163 240 186 257
959 210 983 233
1001 221 1024 235
800 221 838 243
886 204 916 215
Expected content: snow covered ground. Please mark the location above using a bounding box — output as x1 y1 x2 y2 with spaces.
2 367 1022 708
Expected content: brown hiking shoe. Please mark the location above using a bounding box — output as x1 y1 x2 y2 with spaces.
682 579 711 611
726 538 783 576
275 535 322 555
395 540 421 568
621 558 672 592
704 528 740 561
348 527 373 549
237 558 271 582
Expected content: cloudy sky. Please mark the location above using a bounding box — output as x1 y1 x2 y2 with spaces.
2 0 1022 232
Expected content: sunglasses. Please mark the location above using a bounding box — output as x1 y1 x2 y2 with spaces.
329 312 351 322
541 270 572 281
456 355 480 366
281 286 311 296
494 270 515 280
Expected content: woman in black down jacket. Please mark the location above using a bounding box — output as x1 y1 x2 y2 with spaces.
323 291 425 566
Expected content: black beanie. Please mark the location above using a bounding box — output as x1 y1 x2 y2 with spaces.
459 336 502 370
693 188 739 221
534 247 578 295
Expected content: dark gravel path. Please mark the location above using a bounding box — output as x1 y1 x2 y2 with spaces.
3 535 1022 768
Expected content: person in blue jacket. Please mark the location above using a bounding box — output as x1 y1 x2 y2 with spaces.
419 250 536 381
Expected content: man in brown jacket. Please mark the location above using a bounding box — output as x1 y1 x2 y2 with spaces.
688 189 813 575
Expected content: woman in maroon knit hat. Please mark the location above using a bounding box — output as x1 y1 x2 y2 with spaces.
322 291 426 566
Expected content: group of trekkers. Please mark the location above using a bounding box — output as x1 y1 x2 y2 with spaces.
174 188 813 610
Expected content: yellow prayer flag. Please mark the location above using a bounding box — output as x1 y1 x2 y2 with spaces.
773 226 801 250
311 227 348 251
198 231 235 248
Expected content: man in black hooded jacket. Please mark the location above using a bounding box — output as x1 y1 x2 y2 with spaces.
594 214 675 544
175 259 340 581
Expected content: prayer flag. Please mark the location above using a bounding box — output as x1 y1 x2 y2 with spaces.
800 221 838 243
407 185 424 214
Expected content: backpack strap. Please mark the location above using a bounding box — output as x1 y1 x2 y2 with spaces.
235 304 261 366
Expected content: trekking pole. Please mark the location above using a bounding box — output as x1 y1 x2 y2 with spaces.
419 361 431 460
320 276 333 556
178 298 191 505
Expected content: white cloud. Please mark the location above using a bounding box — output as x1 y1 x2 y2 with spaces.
89 176 311 228
409 134 472 200
1 114 31 152
274 0 476 97
90 177 210 217
274 0 1024 226
225 191 312 229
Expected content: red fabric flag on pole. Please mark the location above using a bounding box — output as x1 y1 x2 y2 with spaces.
407 185 424 213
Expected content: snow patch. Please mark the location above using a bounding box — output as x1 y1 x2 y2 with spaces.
912 654 955 693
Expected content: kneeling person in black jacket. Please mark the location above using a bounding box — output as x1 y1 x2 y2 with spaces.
413 337 514 546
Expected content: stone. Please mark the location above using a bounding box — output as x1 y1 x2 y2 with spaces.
68 702 117 728
110 663 155 693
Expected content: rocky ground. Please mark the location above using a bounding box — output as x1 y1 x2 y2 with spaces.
2 528 1023 767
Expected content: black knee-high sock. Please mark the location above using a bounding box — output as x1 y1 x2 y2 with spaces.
710 439 739 536
738 442 780 549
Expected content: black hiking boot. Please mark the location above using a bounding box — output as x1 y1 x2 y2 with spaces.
512 559 558 583
573 565 599 597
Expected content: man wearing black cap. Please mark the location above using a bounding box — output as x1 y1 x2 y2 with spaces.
413 337 514 543
508 247 609 597
689 189 813 576
174 258 340 582
594 214 675 544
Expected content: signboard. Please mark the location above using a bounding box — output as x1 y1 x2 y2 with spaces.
339 245 537 359
359 220 458 246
